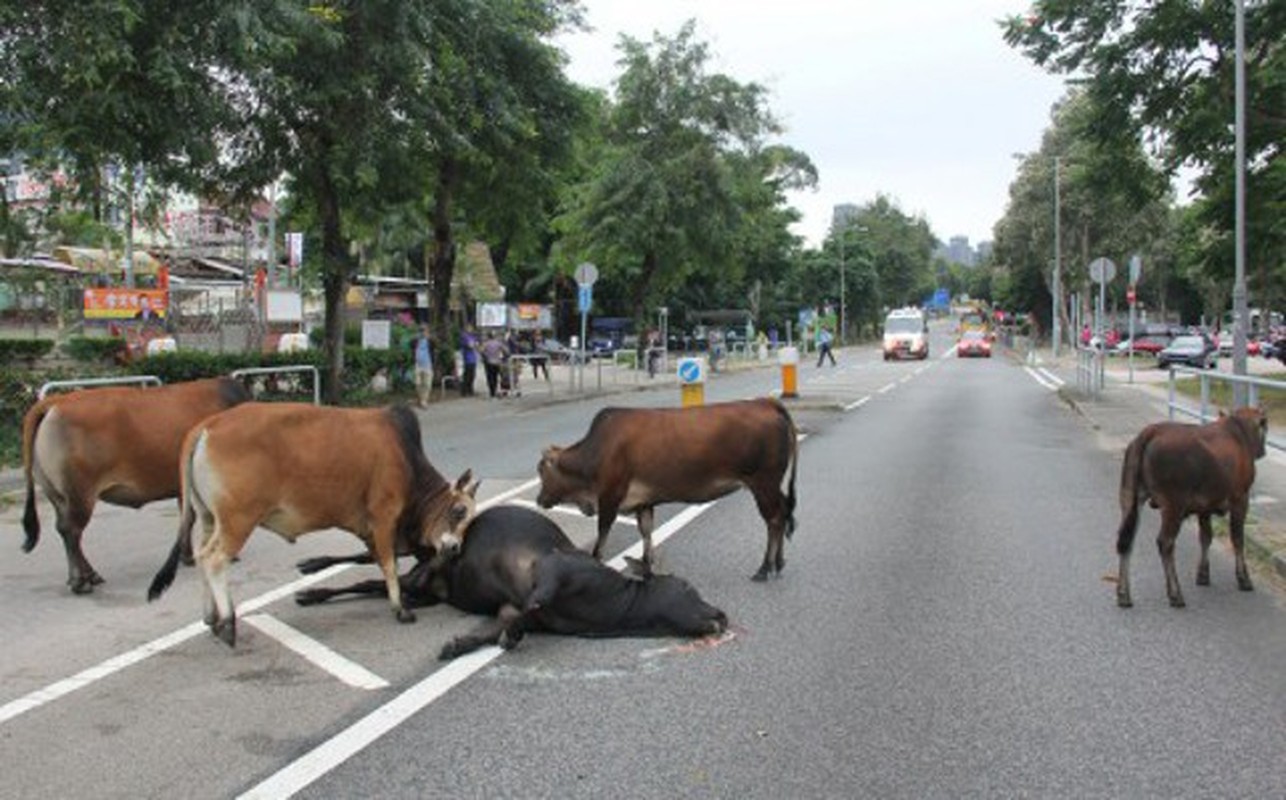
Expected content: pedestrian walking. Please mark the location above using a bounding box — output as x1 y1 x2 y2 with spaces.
459 323 479 396
480 332 508 399
531 331 551 381
411 325 434 407
816 325 837 367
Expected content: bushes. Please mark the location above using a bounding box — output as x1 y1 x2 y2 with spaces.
61 336 128 364
0 338 56 366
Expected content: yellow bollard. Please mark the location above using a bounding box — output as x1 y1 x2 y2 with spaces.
677 356 707 407
779 346 799 398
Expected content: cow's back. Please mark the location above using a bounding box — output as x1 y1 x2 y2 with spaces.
1140 420 1254 512
33 378 249 505
586 399 792 495
191 403 421 537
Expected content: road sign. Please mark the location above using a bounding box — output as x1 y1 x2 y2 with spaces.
577 284 592 313
1089 257 1116 284
677 358 704 384
575 262 598 286
1129 254 1142 284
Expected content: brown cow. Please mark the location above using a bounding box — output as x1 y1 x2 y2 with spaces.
147 403 478 647
536 397 799 580
1115 406 1268 608
21 377 251 594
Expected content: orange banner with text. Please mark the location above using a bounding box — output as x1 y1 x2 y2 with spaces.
83 288 168 320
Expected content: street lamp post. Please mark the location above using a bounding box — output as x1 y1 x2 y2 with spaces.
1053 155 1062 359
839 231 845 346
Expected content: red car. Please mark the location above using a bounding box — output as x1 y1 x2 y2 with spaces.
956 330 991 358
1114 334 1171 356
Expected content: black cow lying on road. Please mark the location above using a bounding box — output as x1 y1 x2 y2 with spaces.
295 505 728 659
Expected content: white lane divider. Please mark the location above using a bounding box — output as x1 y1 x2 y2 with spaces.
1024 366 1061 392
243 614 390 690
843 395 871 412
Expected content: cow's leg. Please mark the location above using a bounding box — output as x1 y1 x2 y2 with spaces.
297 552 374 575
1230 499 1254 592
439 606 521 660
1196 513 1213 586
635 506 656 566
591 493 623 561
1156 509 1185 608
196 519 241 647
54 497 102 595
295 578 389 606
369 530 414 623
750 484 787 581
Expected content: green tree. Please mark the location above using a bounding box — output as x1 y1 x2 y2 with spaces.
1003 2 1286 322
557 20 787 327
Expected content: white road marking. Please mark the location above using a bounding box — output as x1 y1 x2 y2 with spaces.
843 395 871 412
507 497 639 526
242 614 389 690
0 480 542 727
1038 367 1065 386
877 382 897 394
239 499 719 800
1023 366 1060 392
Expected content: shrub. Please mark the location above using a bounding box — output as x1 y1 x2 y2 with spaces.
0 338 56 366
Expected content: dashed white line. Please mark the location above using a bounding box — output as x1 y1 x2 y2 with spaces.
843 395 871 412
877 382 897 395
243 614 390 690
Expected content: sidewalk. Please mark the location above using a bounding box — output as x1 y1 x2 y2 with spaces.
1029 346 1286 582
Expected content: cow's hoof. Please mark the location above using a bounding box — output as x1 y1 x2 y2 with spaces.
70 577 96 595
439 639 468 661
1169 596 1186 609
295 556 330 575
1238 577 1255 592
1116 593 1133 609
89 572 105 586
1196 567 1210 586
213 617 237 648
750 569 770 582
295 589 327 606
396 607 417 624
498 629 524 651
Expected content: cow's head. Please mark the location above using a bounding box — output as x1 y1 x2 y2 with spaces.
535 446 588 513
426 470 479 554
1225 406 1269 459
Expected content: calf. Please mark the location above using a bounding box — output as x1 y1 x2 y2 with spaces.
295 505 728 659
1116 406 1268 608
21 377 251 593
147 403 478 646
535 398 799 580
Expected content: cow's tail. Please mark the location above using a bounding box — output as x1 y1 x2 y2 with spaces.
776 399 799 539
20 397 53 553
149 428 202 601
1116 428 1151 556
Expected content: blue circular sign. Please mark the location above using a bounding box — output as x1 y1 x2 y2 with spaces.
678 360 701 383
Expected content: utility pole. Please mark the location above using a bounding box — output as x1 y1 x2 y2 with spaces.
1053 155 1062 359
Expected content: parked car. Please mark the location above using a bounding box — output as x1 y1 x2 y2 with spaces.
956 329 991 358
1156 334 1217 369
1114 334 1172 356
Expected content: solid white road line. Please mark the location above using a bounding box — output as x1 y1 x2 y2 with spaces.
1038 367 1065 386
508 497 639 526
242 614 389 690
0 479 543 728
1023 366 1060 391
240 499 720 800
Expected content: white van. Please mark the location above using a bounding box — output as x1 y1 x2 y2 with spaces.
883 308 929 361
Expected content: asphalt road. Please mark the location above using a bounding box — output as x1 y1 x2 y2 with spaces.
4 325 1286 798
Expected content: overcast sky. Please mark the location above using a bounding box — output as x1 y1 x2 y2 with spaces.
554 1 1070 249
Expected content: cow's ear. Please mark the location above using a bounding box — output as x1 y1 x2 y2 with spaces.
455 469 477 495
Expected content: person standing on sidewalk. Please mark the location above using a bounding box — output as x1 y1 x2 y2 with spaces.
816 325 837 367
480 331 508 399
411 325 434 407
459 323 479 396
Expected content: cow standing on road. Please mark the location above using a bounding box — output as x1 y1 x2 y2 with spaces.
21 377 251 594
295 505 728 659
147 403 479 647
1115 406 1268 608
536 397 799 580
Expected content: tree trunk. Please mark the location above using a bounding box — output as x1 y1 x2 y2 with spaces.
428 158 459 383
317 169 349 406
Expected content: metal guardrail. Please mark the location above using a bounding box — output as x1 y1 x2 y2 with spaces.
38 374 163 400
230 365 321 405
1166 365 1285 452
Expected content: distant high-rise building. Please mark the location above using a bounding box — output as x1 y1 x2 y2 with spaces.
935 235 990 267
